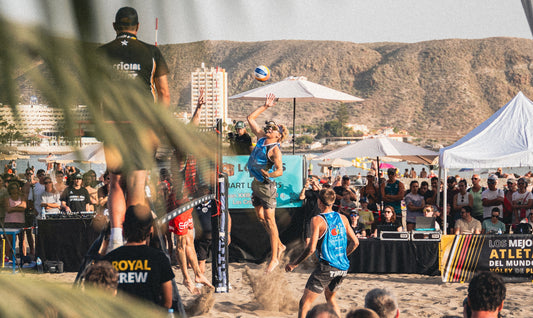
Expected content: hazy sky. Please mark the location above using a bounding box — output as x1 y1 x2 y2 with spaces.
1 0 532 44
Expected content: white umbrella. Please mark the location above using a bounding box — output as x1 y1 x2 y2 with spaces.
229 76 364 154
317 158 353 168
315 137 438 165
46 144 106 165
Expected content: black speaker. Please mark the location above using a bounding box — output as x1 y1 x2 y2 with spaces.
411 231 441 241
380 231 410 240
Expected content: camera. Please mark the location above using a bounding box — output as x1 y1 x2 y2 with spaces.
227 132 236 141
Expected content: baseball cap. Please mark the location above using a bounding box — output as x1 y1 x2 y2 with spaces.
115 7 139 26
447 176 456 183
235 121 245 129
488 175 498 182
359 197 368 203
367 171 375 177
342 175 350 180
507 178 516 184
387 168 396 175
74 173 83 179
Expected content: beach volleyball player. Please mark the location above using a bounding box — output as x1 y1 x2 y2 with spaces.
286 188 359 318
99 7 170 252
246 93 289 273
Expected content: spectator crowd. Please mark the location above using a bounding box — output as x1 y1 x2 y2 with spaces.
299 166 533 238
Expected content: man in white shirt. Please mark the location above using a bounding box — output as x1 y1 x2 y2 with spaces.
481 175 504 221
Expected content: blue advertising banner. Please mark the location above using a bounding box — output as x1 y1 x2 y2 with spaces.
222 155 304 209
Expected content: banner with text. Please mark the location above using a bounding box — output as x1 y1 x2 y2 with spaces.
222 155 304 209
440 234 533 282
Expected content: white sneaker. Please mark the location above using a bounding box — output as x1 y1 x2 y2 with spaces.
106 238 123 254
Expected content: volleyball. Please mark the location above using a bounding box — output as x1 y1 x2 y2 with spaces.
254 65 271 82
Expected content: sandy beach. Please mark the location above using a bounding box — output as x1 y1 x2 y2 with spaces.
33 258 532 318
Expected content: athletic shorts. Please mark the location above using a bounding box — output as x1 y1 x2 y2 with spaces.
168 209 194 236
305 262 347 294
194 238 212 261
251 179 277 209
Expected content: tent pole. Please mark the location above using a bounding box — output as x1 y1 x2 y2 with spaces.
292 98 296 155
442 168 448 235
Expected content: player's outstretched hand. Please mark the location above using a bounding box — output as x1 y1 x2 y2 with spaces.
197 88 206 106
264 93 277 108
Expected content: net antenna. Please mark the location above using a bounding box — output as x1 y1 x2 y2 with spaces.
154 17 158 46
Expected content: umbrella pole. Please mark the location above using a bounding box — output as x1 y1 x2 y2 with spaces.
292 98 296 155
377 156 383 212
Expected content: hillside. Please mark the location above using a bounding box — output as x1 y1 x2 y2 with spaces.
157 37 533 144
12 37 533 145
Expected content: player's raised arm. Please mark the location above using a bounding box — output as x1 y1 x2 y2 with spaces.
247 93 277 138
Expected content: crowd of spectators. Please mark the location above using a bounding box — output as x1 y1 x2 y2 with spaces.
306 271 505 317
299 166 533 237
0 164 111 263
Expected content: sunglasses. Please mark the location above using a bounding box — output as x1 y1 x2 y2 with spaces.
384 210 393 213
263 125 281 133
492 215 499 218
44 181 52 184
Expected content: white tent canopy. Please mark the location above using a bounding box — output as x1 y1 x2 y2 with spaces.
439 91 533 169
439 91 533 235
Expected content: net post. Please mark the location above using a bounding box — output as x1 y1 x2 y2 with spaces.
212 118 229 292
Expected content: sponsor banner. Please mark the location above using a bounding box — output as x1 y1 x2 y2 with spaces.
440 234 533 282
222 155 304 209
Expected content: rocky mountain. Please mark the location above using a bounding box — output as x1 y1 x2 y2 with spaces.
156 37 533 145
11 37 533 145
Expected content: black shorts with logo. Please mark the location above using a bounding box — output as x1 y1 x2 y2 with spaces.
305 262 347 294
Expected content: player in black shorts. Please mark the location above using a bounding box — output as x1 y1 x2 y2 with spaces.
99 7 170 252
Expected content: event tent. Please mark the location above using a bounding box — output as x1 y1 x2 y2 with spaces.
439 91 533 168
439 91 533 234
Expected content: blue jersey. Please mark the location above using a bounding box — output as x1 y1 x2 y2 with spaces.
247 137 279 183
317 211 349 271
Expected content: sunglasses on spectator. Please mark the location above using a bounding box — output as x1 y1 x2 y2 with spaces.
384 210 393 213
44 181 52 184
492 214 499 218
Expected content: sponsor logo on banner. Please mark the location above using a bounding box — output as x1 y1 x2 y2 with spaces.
440 234 533 282
223 155 304 209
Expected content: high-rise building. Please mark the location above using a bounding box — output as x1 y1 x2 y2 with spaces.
0 104 91 137
190 63 228 127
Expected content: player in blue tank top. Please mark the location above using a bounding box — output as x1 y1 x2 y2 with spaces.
247 93 289 273
286 188 359 318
